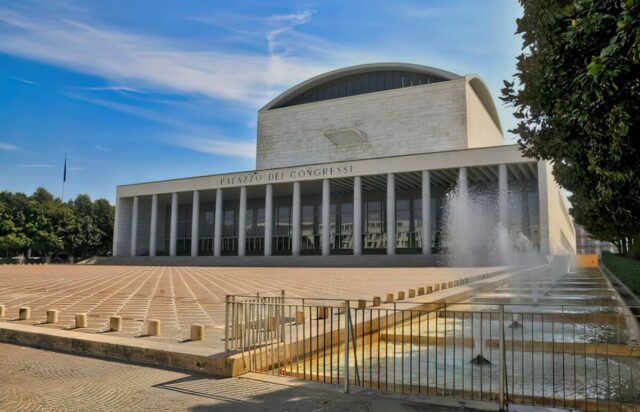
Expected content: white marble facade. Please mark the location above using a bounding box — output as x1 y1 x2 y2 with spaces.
113 63 575 259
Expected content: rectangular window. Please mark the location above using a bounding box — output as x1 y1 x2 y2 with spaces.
255 206 265 237
275 202 291 236
223 209 235 237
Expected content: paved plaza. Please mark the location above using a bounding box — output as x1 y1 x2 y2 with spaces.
0 265 497 351
0 342 473 411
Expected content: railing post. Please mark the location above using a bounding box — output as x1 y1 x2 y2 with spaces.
225 295 230 353
280 290 286 343
499 303 506 410
344 299 350 393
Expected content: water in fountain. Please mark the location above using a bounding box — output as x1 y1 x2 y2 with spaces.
532 286 540 304
470 315 491 365
444 168 498 266
509 313 523 329
444 169 543 267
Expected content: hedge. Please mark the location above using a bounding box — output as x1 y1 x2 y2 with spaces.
601 251 640 297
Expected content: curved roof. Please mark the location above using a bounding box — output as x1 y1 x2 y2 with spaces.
466 75 502 132
260 62 462 112
259 62 502 132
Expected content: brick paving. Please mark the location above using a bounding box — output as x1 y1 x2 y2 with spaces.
0 342 472 411
0 265 498 351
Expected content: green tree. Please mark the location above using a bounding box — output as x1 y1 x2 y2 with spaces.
0 188 114 261
502 0 640 255
92 198 115 255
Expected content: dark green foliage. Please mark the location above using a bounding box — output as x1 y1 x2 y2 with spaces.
0 188 114 260
602 251 640 296
502 0 640 254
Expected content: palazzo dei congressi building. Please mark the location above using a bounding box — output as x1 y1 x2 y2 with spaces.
113 63 576 262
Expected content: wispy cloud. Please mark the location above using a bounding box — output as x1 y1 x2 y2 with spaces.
265 11 313 25
19 163 55 168
0 7 348 108
171 135 256 159
10 76 37 85
0 142 19 151
94 144 110 151
80 85 143 93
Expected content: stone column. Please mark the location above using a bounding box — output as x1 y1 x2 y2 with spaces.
537 161 550 255
169 192 178 257
422 171 431 255
264 184 273 256
321 178 330 256
499 164 508 229
291 181 301 256
130 196 139 257
238 186 247 256
214 188 223 257
386 173 396 255
353 176 362 256
149 194 158 257
459 167 468 203
191 190 199 257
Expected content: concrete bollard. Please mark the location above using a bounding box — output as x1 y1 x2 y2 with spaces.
386 293 394 303
295 311 305 324
317 306 329 320
357 299 366 310
46 309 59 324
418 287 424 296
147 319 161 336
191 324 204 341
372 296 381 306
427 286 433 294
434 284 440 292
19 307 30 320
0 304 5 318
397 291 405 301
75 313 88 328
109 316 122 332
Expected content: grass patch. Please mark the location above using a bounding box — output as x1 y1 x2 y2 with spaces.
601 251 640 297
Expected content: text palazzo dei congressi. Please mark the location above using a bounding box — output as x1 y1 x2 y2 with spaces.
219 165 355 186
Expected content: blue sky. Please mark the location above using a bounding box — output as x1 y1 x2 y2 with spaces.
0 0 523 202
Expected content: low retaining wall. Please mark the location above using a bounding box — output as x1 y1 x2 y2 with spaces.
87 254 451 267
0 322 243 377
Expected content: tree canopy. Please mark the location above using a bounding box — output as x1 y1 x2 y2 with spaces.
502 0 640 255
0 188 114 261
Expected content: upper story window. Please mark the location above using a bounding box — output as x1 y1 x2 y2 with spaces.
272 70 446 109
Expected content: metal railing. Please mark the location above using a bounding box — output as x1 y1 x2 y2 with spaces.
225 295 640 411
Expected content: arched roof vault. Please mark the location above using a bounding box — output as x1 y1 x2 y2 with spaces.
259 62 502 132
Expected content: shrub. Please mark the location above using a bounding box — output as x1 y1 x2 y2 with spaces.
601 252 640 297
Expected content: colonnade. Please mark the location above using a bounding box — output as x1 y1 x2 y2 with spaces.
123 165 510 257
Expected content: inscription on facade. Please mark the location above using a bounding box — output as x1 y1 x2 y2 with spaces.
219 165 354 186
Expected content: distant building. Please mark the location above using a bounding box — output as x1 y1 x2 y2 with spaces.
574 222 616 255
112 63 576 261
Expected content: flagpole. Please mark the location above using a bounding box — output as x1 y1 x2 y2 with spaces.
61 152 67 202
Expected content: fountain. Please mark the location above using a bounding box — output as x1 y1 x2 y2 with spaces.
470 342 491 365
509 314 523 329
444 167 542 267
469 313 491 365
